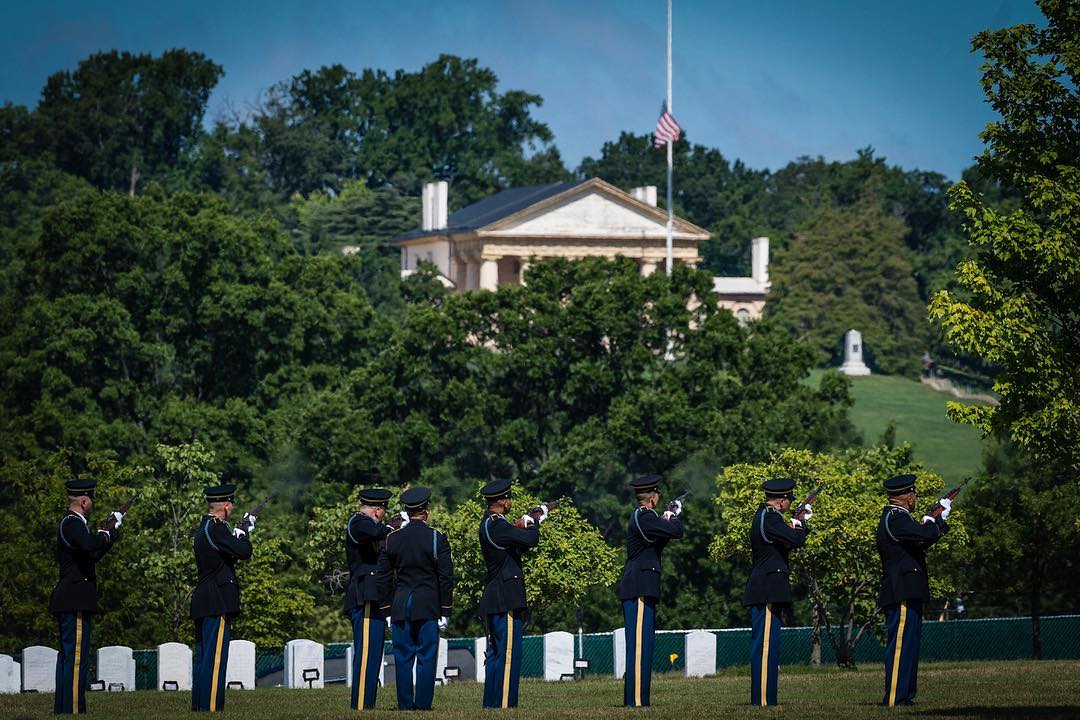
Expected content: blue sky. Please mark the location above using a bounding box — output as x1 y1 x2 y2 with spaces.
0 1 1046 181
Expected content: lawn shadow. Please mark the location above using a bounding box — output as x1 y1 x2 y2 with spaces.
916 707 1080 719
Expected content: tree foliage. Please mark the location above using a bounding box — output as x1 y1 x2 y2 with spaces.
929 0 1080 472
711 446 967 666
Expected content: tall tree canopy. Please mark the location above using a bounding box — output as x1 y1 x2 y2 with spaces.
32 50 223 194
929 0 1080 472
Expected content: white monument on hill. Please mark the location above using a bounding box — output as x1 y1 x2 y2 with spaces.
838 329 871 376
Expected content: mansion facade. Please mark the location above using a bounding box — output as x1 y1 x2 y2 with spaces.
391 178 770 320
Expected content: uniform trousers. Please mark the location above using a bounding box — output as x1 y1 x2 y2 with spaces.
749 603 783 706
349 602 385 710
54 611 93 714
390 595 439 710
623 596 656 707
882 600 923 707
192 615 231 712
482 609 524 708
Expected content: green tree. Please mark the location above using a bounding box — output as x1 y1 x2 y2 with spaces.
710 446 967 667
929 0 1080 472
33 50 223 194
767 194 927 375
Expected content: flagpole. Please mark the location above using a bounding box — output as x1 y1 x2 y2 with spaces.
665 0 673 276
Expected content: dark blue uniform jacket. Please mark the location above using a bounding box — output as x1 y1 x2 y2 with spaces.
616 506 684 601
190 515 253 619
49 511 118 614
376 520 454 621
742 505 807 607
343 512 392 614
479 512 539 615
876 505 947 606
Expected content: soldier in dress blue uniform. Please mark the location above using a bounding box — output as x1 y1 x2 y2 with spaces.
50 479 123 715
877 474 950 707
616 475 684 708
477 479 548 708
743 477 810 706
376 488 454 711
190 483 255 713
343 487 397 710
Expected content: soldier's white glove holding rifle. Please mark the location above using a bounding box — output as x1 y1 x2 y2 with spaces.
537 504 549 524
111 511 124 529
938 497 952 521
438 616 449 631
519 513 535 528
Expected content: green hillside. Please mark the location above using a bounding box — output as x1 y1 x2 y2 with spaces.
808 371 989 481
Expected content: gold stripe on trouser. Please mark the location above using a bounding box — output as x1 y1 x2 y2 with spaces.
760 604 772 705
357 603 370 710
634 598 644 706
888 602 908 707
209 616 226 712
72 611 82 715
501 610 514 708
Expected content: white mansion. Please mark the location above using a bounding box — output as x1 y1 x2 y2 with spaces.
392 178 770 321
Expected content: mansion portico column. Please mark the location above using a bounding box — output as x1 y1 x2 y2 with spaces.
480 256 500 291
465 257 479 291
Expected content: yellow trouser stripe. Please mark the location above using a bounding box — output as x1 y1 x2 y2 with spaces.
72 612 82 715
501 610 514 708
760 604 772 705
888 602 908 707
634 598 644 706
357 603 370 710
209 616 225 712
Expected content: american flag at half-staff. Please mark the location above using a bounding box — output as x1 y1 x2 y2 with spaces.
654 100 682 148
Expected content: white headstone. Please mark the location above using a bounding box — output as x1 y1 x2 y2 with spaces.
284 639 324 689
838 329 871 375
157 642 193 691
96 646 135 691
225 640 255 690
474 637 486 683
345 645 352 688
0 655 19 694
21 646 57 693
542 631 574 682
613 628 626 679
684 631 717 678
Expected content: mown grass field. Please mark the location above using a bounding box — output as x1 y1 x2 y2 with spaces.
4 661 1078 720
808 371 988 481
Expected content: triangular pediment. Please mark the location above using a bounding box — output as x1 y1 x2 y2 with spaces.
478 178 709 241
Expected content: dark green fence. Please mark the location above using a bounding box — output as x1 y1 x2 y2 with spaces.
22 615 1075 691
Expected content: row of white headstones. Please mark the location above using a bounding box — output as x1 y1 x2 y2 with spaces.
1 630 722 693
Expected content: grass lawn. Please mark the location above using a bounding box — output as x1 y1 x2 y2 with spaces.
3 660 1077 719
808 371 988 481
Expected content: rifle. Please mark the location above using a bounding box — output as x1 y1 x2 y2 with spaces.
237 497 270 533
925 477 970 519
515 500 560 528
792 484 823 523
665 490 689 516
99 498 134 532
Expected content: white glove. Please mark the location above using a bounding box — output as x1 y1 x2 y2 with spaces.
398 511 410 528
519 514 535 528
661 511 675 521
790 518 803 529
233 527 247 538
938 498 952 521
537 504 550 523
111 511 124 529
386 617 393 628
921 515 936 525
801 504 813 522
243 514 256 531
669 500 683 517
437 616 449 631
